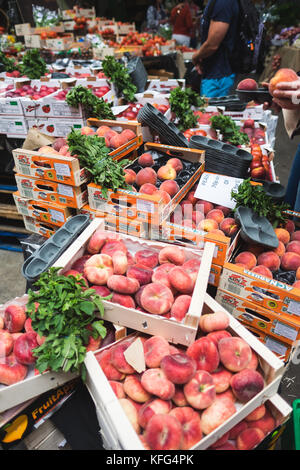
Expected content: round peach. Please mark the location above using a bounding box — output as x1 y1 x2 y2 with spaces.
168 266 193 294
251 265 273 278
144 335 170 368
183 370 216 410
186 337 219 373
228 420 248 440
4 304 26 333
281 252 300 271
195 200 214 215
124 169 136 185
136 167 157 187
127 264 153 286
158 246 185 265
83 253 113 285
119 398 140 434
286 240 300 256
272 240 285 258
141 368 175 400
247 409 276 435
199 311 230 333
110 341 136 375
236 427 265 450
172 386 188 407
169 407 202 450
230 368 265 403
161 353 197 385
284 219 295 234
166 158 183 173
200 396 236 435
211 365 233 393
218 337 252 372
219 217 239 237
0 330 14 357
145 414 183 450
112 250 128 275
215 205 231 217
0 353 28 386
109 380 126 398
235 251 257 270
157 165 176 181
159 180 180 197
206 209 225 225
294 280 300 289
139 183 158 195
170 295 192 321
291 230 300 242
206 330 232 347
134 249 159 268
186 190 198 205
138 398 172 429
155 189 171 205
123 374 151 403
107 275 140 295
245 404 266 422
111 293 135 309
86 229 107 254
297 266 300 280
140 283 174 315
257 251 281 272
274 228 290 245
138 152 154 167
197 218 219 233
101 239 127 257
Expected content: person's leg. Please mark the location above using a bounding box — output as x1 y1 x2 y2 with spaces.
285 144 300 210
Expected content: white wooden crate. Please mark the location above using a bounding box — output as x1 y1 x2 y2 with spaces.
53 218 216 346
84 299 286 450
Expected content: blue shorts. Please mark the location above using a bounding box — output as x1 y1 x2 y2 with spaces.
201 74 236 98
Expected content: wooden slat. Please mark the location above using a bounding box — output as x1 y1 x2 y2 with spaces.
0 203 23 220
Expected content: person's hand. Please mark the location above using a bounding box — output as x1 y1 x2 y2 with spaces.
194 62 202 75
192 51 200 65
272 80 300 110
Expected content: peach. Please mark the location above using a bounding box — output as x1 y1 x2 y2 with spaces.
248 349 259 370
123 374 151 403
139 183 158 195
245 404 266 422
158 246 185 266
139 435 151 450
211 365 233 393
138 398 172 429
219 217 239 237
101 239 127 257
297 266 300 280
218 337 252 372
195 200 214 215
140 283 174 315
144 335 170 368
213 441 237 450
124 169 136 185
0 330 14 357
64 269 89 289
71 254 91 272
83 253 113 285
272 240 286 258
251 265 273 278
247 409 276 435
199 311 230 333
183 370 216 410
245 243 265 257
168 266 193 294
110 341 136 374
86 229 107 254
269 68 299 95
141 368 175 400
0 353 28 386
121 129 136 141
236 427 265 450
161 353 197 385
111 293 135 309
237 78 258 91
228 420 248 440
107 275 140 295
119 398 140 434
281 252 300 271
186 337 219 373
230 368 264 403
206 330 232 347
274 228 290 245
210 431 230 449
166 158 183 173
170 295 192 321
192 210 205 226
134 285 147 308
157 165 176 181
136 167 157 187
206 209 224 225
159 180 179 197
155 189 171 205
186 191 198 205
134 249 159 268
172 386 189 407
112 250 128 275
81 126 94 135
217 388 237 403
145 414 183 450
215 205 231 217
110 134 127 149
96 125 111 137
294 280 300 289
235 251 257 270
138 152 154 167
24 317 34 333
90 285 111 297
169 407 202 450
291 231 300 242
182 258 201 286
257 251 280 272
109 380 126 398
200 396 236 435
284 219 295 234
96 348 125 381
4 304 26 333
197 218 219 233
180 200 193 219
127 264 153 286
13 332 38 365
286 240 300 256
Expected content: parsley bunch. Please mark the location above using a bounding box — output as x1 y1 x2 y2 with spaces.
18 49 47 79
0 52 19 73
169 87 206 131
26 268 109 379
66 85 115 120
210 114 250 146
231 179 291 227
102 56 137 103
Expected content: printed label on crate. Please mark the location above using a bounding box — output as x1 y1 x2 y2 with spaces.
57 183 74 198
273 321 298 342
49 208 66 223
194 172 243 209
286 299 300 316
136 199 155 214
265 337 288 356
53 162 71 178
50 102 81 117
0 101 20 114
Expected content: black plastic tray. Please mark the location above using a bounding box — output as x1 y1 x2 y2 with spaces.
234 206 279 249
236 88 272 105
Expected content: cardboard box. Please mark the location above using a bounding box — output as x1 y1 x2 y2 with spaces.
52 218 216 346
88 143 205 225
84 296 285 450
24 34 45 49
26 117 85 137
146 78 185 93
13 191 74 227
12 148 89 186
15 174 88 209
22 215 57 238
0 116 28 136
93 47 115 60
44 36 73 51
216 288 300 346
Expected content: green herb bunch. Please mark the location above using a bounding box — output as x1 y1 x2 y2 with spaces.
231 178 291 227
210 114 250 146
169 87 206 131
102 56 137 103
26 267 109 379
19 49 47 79
0 51 19 72
67 129 132 198
66 85 115 120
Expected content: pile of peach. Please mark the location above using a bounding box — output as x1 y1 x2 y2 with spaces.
124 152 186 205
65 230 204 322
0 301 103 387
95 315 273 451
233 222 300 288
81 125 136 150
170 193 240 237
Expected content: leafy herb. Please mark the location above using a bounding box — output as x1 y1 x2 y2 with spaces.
26 267 109 378
210 114 250 146
67 129 132 198
19 49 47 79
0 52 19 72
231 178 291 227
66 85 115 120
169 87 206 131
102 56 137 103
